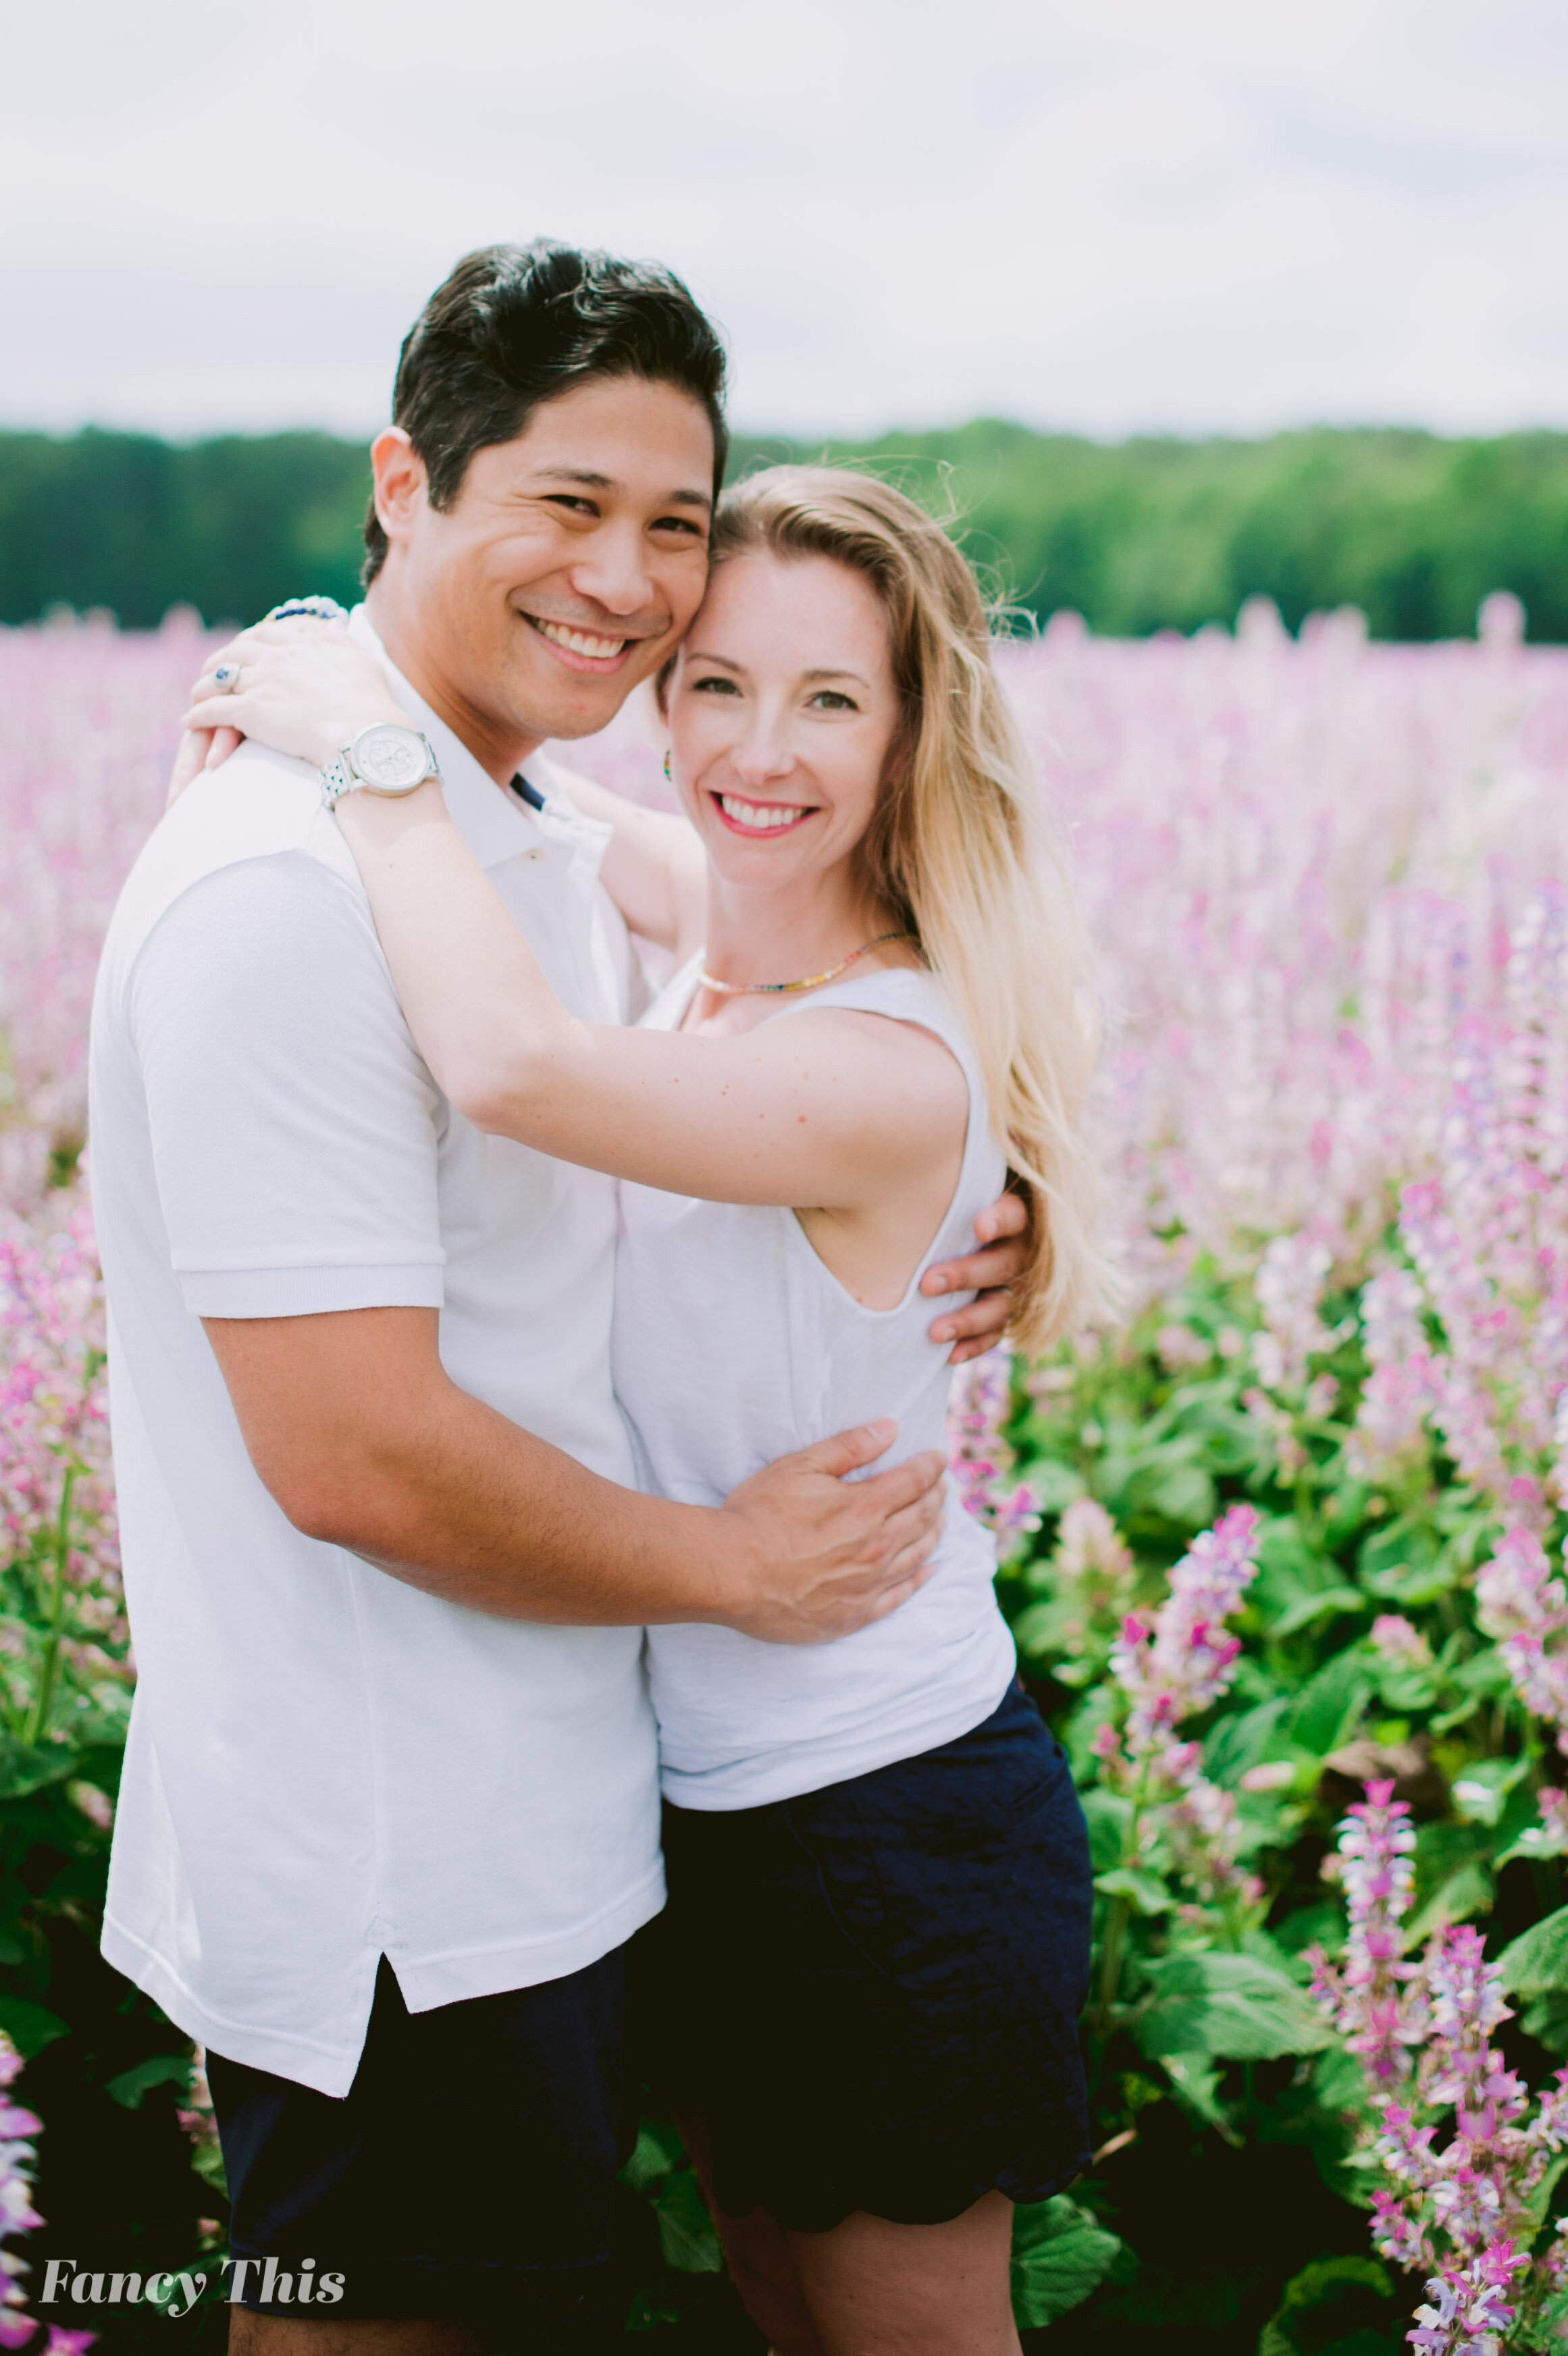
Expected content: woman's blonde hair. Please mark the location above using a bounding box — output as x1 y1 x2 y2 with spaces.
704 465 1104 1349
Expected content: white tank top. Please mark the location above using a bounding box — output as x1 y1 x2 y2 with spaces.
612 954 1018 1810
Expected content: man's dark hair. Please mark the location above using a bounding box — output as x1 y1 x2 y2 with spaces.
363 240 728 583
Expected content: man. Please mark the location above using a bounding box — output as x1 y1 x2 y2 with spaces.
90 241 1027 2351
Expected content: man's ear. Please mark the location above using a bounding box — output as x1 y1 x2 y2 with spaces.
370 428 426 551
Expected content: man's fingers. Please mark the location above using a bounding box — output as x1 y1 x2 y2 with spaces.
947 1331 1003 1367
891 1511 942 1570
862 1564 936 1623
929 1284 1014 1357
852 1446 947 1521
798 1417 897 1480
921 1232 1029 1299
874 1479 943 1542
978 1190 1028 1242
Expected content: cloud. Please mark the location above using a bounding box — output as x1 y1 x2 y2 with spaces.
4 0 1566 439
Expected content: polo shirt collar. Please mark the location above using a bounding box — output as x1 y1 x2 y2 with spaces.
346 606 610 876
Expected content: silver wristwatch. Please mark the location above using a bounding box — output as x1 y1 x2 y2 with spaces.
320 723 440 809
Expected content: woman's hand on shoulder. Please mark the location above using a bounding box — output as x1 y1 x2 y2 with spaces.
179 616 407 779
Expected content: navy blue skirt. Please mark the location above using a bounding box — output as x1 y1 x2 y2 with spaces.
645 1681 1094 2234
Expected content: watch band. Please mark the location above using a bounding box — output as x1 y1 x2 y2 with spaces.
320 752 355 810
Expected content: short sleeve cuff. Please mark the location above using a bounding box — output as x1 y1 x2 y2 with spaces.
178 1264 446 1318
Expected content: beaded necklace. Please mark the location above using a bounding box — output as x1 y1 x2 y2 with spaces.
698 932 918 997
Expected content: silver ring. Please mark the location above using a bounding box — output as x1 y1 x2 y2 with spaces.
212 662 241 693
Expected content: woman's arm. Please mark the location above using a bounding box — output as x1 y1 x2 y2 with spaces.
181 621 705 956
549 766 706 961
326 782 964 1213
180 621 977 1223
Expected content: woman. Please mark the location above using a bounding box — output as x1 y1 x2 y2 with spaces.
180 468 1102 2356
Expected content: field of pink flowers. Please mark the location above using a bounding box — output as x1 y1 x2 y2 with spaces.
5 594 1568 2350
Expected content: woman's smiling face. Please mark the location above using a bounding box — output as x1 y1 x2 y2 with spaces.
666 550 901 893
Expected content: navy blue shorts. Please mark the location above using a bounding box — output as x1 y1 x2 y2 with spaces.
644 1681 1094 2233
206 1950 630 2343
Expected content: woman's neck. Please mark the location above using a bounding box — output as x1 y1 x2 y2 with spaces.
694 868 903 1025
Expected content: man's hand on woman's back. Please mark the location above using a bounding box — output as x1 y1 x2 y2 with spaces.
714 1419 947 1645
923 1186 1030 1363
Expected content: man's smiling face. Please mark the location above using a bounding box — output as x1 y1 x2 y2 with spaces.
369 373 716 771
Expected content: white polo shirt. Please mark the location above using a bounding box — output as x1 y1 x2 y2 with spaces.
88 612 662 2097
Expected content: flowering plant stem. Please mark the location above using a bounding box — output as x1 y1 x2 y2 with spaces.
1095 1745 1157 2028
24 1466 75 1750
1095 1891 1132 2031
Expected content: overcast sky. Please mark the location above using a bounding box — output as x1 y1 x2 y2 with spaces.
4 0 1565 444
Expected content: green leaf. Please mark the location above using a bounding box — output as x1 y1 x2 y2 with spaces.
653 2168 722 2274
1145 1462 1218 1527
0 1734 80 1800
1448 1756 1528 1826
1311 2044 1371 2119
1280 2256 1392 2307
1095 1866 1173 1916
1274 1901 1346 1962
106 2052 191 2110
1498 1903 1568 1997
620 2116 686 2191
0 1999 68 2059
1135 1952 1334 2061
623 2286 686 2332
1523 2150 1568 2240
1159 2051 1238 2142
1203 1698 1290 1788
1534 2284 1568 2350
1259 2253 1397 2356
1080 1787 1132 1873
1009 2194 1124 2329
1357 1517 1446 1604
1496 1823 1568 1868
1405 1859 1492 1946
1523 1991 1568 2055
1270 1588 1367 1639
1284 1654 1371 1760
1030 1459 1088 1515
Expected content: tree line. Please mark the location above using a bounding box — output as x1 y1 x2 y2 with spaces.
2 420 1565 639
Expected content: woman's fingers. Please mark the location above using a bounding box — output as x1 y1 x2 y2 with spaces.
205 724 242 769
182 693 260 734
188 621 266 698
187 612 343 701
165 729 213 810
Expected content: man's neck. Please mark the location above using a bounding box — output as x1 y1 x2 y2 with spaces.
364 581 543 789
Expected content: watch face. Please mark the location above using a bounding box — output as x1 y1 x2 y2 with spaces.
352 724 430 793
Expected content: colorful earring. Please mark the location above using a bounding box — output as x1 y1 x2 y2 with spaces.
663 751 673 781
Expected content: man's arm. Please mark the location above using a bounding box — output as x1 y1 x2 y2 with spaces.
204 1305 945 1644
133 854 939 1643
